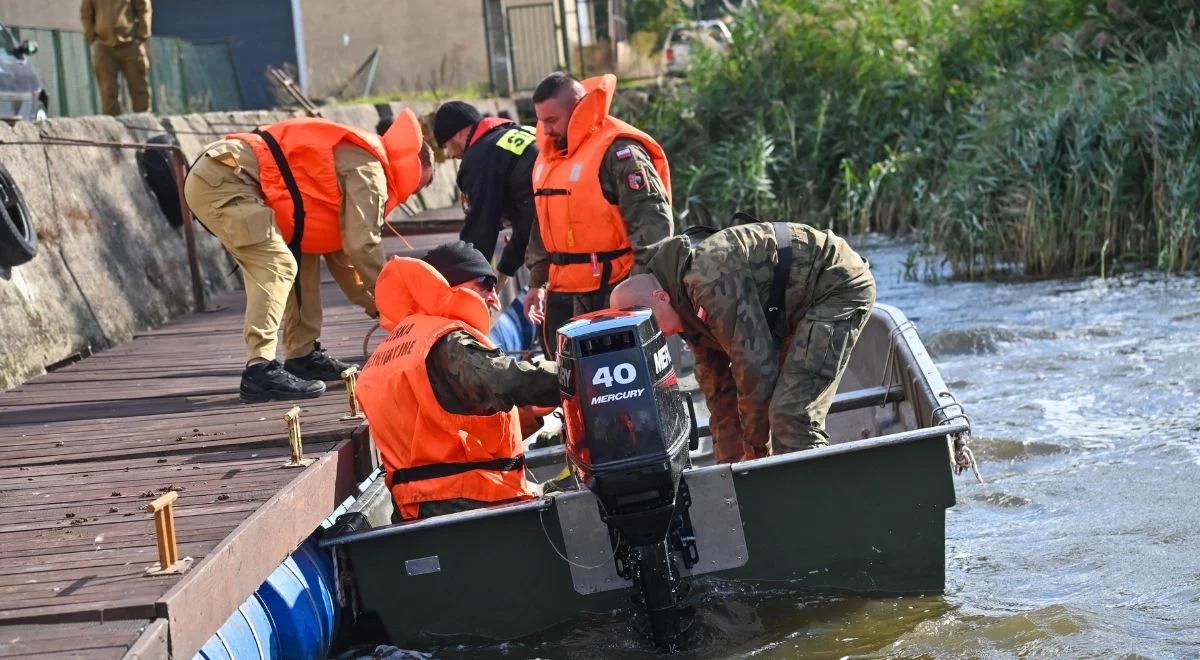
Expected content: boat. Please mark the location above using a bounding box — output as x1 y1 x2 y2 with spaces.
319 303 972 649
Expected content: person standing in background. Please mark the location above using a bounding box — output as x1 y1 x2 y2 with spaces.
80 0 152 116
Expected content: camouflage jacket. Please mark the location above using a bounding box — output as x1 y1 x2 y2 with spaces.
426 330 560 415
525 138 674 287
644 222 873 453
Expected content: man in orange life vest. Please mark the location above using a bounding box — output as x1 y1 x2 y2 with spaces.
355 241 560 521
522 72 673 355
183 110 434 403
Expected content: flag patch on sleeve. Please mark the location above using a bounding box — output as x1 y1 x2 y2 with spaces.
697 306 708 321
616 146 633 161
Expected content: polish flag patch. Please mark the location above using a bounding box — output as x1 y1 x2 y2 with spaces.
616 146 633 161
697 306 708 321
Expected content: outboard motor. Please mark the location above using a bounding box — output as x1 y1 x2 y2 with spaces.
557 309 699 650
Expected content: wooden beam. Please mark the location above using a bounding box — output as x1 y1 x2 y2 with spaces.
155 440 357 659
122 618 168 659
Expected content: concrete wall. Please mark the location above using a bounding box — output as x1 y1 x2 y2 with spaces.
298 0 488 98
0 0 80 31
0 98 513 390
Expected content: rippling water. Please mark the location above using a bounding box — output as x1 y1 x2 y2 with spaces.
384 238 1200 659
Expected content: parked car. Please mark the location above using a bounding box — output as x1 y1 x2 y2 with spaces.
0 22 48 122
661 20 733 77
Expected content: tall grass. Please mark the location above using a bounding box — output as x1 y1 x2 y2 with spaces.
624 0 1200 277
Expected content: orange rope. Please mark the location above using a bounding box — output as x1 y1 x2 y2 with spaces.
384 221 415 249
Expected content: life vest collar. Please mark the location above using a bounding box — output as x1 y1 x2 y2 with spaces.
536 74 617 160
381 108 424 201
374 257 491 334
468 117 514 148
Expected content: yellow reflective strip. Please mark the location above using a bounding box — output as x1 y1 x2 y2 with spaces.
495 129 535 156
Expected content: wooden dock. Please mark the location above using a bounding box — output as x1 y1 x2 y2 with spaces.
0 232 453 658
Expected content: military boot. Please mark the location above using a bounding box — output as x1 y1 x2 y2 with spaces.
283 341 358 381
240 360 325 404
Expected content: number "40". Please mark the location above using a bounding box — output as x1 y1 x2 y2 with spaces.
592 363 637 388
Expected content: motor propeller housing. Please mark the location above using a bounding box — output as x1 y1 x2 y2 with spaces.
557 309 693 649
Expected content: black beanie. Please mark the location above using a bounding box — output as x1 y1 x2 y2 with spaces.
433 101 483 148
421 240 495 287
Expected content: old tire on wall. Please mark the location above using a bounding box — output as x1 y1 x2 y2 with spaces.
0 163 37 268
137 133 183 228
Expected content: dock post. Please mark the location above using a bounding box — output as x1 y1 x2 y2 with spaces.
283 406 316 468
144 491 193 575
341 366 365 421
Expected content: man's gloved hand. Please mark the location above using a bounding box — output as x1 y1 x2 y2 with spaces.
361 298 379 319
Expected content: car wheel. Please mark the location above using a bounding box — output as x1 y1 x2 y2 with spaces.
0 164 38 268
136 133 184 228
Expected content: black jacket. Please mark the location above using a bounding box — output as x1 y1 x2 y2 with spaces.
457 122 538 277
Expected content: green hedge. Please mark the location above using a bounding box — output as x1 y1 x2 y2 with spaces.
627 0 1200 276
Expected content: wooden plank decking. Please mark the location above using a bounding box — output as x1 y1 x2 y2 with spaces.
0 233 455 657
0 619 163 659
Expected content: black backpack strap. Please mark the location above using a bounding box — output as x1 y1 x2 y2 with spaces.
391 455 526 484
731 211 761 225
253 128 306 307
765 222 792 344
681 224 719 242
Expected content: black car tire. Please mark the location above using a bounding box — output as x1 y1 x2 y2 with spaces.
0 163 37 268
137 133 183 228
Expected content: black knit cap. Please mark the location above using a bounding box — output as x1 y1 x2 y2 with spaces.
433 101 484 148
421 240 495 287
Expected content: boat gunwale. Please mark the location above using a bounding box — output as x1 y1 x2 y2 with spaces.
321 302 969 548
318 417 968 548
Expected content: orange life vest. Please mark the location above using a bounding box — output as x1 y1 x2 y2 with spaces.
355 257 533 520
228 110 425 255
532 74 672 294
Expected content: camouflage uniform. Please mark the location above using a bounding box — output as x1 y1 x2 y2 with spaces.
407 329 559 519
644 222 875 463
526 138 673 352
426 331 560 414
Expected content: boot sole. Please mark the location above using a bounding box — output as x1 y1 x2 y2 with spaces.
239 388 325 405
282 370 347 382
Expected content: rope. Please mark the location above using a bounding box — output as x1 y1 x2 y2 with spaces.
383 221 414 249
361 321 381 359
538 503 616 570
117 120 229 137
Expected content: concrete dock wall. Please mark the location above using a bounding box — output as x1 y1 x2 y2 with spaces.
0 98 515 390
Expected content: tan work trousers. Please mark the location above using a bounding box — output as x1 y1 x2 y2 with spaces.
281 252 377 360
184 154 296 364
92 41 151 116
185 155 376 363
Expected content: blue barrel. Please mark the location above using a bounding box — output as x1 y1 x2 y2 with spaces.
195 593 280 659
490 297 535 354
195 538 337 660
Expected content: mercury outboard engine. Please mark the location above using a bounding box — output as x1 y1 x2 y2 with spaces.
557 309 698 650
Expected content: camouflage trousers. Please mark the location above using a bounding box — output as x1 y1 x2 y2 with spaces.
767 284 876 455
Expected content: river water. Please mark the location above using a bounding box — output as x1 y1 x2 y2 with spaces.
402 237 1200 659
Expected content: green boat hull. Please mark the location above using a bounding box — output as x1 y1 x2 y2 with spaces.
322 304 967 646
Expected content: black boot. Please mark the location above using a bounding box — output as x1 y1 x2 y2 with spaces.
240 360 326 404
283 341 358 381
